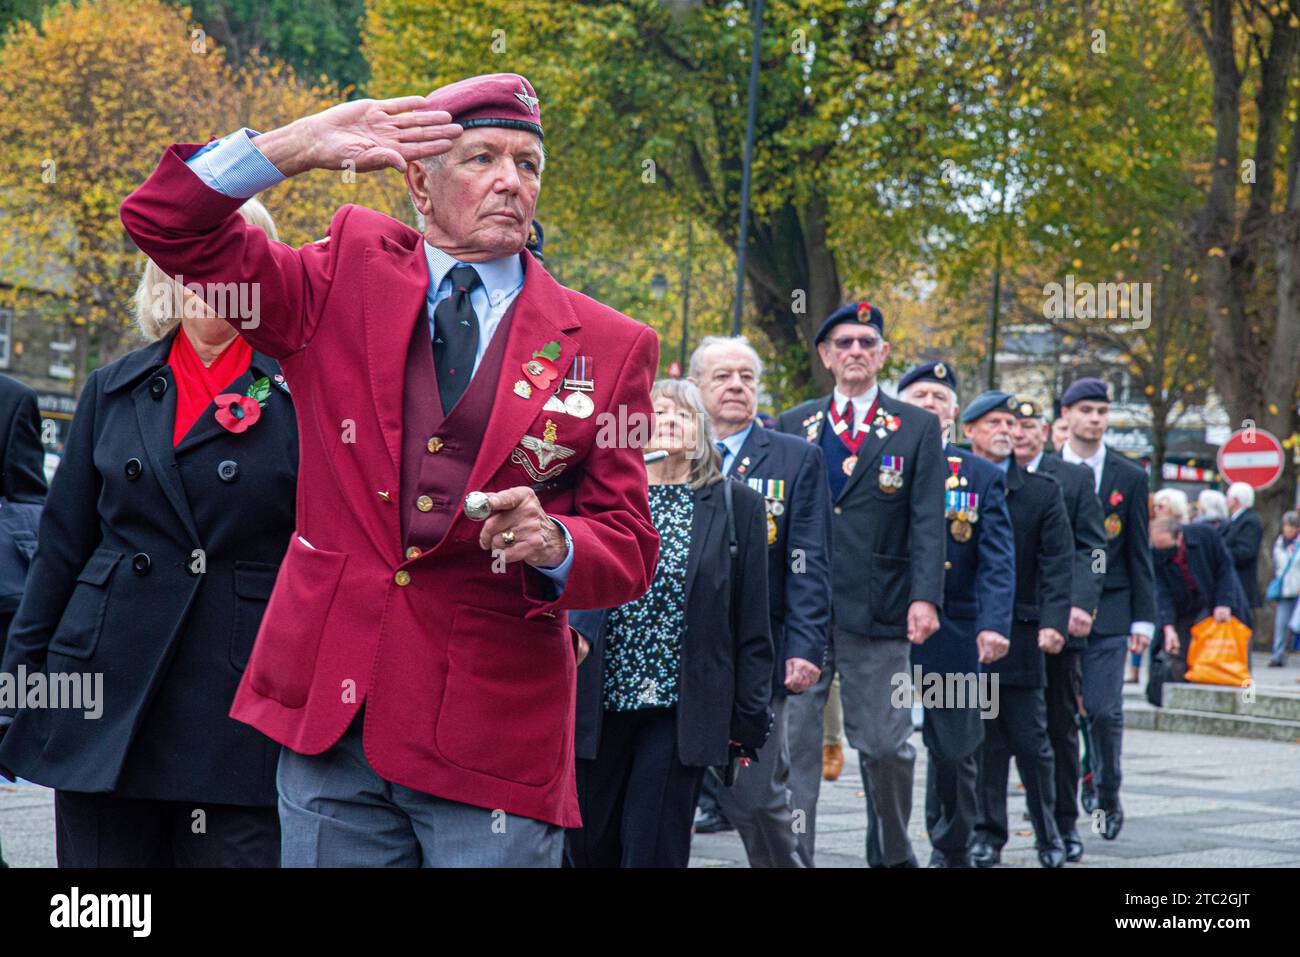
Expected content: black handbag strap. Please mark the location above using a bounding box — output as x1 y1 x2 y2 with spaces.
722 476 739 562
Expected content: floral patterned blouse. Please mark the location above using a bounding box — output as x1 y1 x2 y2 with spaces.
603 483 694 711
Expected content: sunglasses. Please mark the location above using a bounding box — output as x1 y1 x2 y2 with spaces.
831 335 881 351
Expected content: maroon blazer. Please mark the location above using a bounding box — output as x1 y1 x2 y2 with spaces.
120 145 660 827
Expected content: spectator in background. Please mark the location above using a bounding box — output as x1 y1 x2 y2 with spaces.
1132 490 1193 683
1196 489 1229 529
1150 516 1248 684
1222 482 1264 619
1266 511 1300 668
1050 417 1071 453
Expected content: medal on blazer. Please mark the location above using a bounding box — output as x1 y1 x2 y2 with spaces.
802 410 823 444
950 517 972 542
766 512 778 545
559 355 595 419
878 455 904 493
513 380 533 399
946 457 962 490
1105 512 1122 539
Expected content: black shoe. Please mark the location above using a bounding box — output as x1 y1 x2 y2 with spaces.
886 857 919 868
1062 831 1084 862
1038 845 1067 868
1268 659 1284 668
1080 781 1098 815
928 848 972 868
969 842 1001 867
1102 807 1124 841
693 809 734 834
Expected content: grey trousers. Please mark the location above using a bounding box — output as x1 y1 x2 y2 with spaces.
277 713 564 867
785 656 834 864
712 695 808 867
786 630 917 866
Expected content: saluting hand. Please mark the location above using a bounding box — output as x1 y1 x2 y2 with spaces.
252 96 463 179
907 601 940 645
479 486 569 570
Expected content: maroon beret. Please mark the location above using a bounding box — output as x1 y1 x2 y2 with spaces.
425 73 542 139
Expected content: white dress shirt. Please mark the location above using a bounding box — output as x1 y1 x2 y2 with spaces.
831 384 880 436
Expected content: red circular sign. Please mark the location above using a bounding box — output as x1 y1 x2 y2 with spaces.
1216 428 1285 489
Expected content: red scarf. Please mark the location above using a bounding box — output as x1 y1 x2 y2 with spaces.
167 331 252 446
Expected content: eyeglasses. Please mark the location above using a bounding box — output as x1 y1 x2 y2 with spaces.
831 335 881 352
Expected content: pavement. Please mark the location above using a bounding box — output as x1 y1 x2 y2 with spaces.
2 653 1299 868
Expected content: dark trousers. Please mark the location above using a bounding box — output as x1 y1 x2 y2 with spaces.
923 703 983 854
54 790 280 867
974 686 1062 851
567 707 705 868
1082 632 1128 810
1044 648 1083 834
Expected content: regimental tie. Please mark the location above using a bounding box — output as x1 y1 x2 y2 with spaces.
432 264 482 414
827 393 879 477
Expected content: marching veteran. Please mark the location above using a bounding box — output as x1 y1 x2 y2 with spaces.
777 302 946 868
120 73 660 867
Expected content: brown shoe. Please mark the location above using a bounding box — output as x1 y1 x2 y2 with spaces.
822 743 844 781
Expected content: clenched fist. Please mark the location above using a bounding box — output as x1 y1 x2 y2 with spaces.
478 487 569 570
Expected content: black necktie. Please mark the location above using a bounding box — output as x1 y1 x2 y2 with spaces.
432 264 482 414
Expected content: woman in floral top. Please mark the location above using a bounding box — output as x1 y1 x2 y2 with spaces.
567 380 772 868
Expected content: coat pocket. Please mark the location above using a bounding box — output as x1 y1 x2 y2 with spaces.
231 561 282 671
868 552 911 628
436 604 571 787
47 548 124 660
246 536 346 708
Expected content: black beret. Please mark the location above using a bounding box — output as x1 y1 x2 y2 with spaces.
961 390 1018 424
898 360 958 396
1060 377 1110 407
814 300 885 346
1013 397 1042 419
526 219 544 263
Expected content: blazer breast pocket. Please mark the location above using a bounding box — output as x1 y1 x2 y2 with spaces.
48 548 124 660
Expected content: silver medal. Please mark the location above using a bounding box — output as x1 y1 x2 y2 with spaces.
564 391 595 419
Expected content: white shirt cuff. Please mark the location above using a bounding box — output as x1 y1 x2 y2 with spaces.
1130 621 1155 639
185 128 286 198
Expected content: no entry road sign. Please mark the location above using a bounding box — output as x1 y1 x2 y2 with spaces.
1217 428 1286 490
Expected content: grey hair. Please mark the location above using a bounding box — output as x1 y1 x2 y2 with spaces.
408 141 547 231
651 378 723 490
1197 489 1229 522
1153 487 1191 521
688 335 764 382
133 198 278 342
1151 516 1183 538
1227 481 1255 509
1283 510 1300 529
899 378 959 413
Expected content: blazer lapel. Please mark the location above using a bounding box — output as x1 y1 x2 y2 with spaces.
684 482 720 610
462 258 582 498
361 239 432 484
730 423 771 481
1099 451 1120 512
1004 457 1025 495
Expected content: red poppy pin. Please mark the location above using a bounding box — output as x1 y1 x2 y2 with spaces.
215 377 270 434
522 341 562 389
1109 490 1124 507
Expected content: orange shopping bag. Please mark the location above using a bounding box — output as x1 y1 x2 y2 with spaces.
1184 615 1252 687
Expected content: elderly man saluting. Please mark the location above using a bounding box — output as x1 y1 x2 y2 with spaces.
120 74 660 867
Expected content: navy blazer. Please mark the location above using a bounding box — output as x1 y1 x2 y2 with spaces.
1155 522 1251 630
1035 453 1107 648
1091 449 1156 638
0 334 297 805
0 373 48 506
570 479 773 768
912 446 1015 678
726 423 831 697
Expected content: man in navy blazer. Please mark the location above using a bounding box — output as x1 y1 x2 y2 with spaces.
899 361 1015 867
690 336 831 867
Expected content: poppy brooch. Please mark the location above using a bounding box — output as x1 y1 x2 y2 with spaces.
215 377 271 434
522 340 562 390
1109 490 1124 507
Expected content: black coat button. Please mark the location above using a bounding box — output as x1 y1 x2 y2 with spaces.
131 552 151 575
218 460 239 483
149 376 167 400
124 458 143 480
